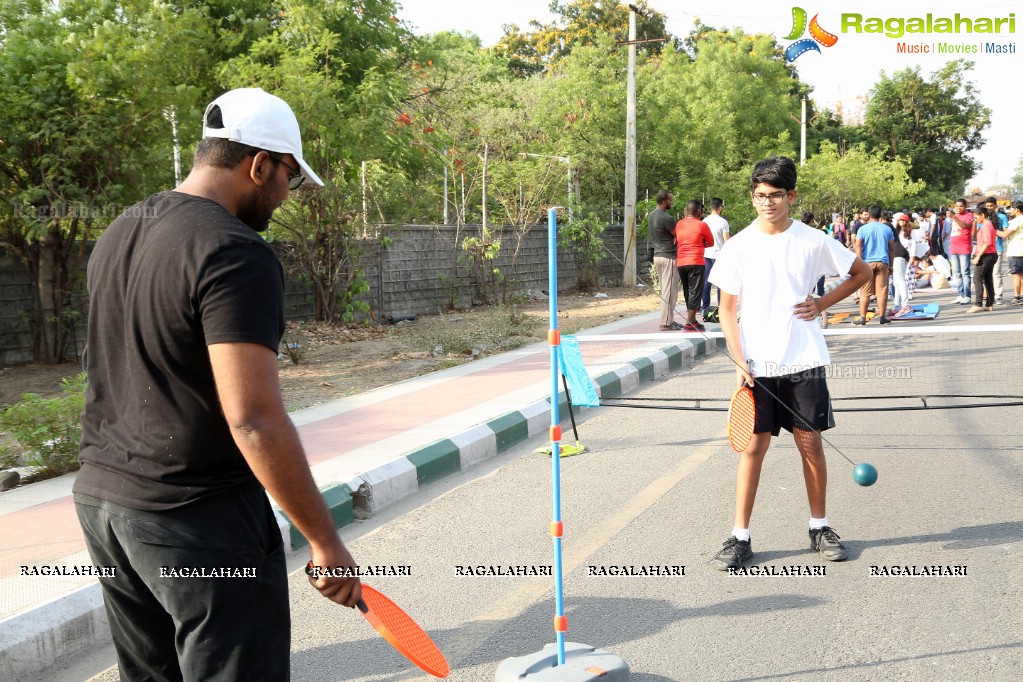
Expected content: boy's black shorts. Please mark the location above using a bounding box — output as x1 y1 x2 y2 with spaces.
752 366 835 435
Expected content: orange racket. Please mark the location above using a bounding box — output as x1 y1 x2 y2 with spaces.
727 384 756 452
357 584 450 678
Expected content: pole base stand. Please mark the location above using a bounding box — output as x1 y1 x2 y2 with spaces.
495 642 630 681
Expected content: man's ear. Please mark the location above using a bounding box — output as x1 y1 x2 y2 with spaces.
248 151 269 186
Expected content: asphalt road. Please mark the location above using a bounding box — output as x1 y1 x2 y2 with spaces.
46 320 1023 682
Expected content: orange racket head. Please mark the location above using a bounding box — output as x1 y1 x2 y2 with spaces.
358 584 450 678
728 385 756 452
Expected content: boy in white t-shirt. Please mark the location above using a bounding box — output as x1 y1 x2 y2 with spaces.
708 156 870 570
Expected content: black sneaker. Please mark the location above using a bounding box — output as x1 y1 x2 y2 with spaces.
878 316 891 325
809 526 848 561
711 536 753 570
852 317 866 326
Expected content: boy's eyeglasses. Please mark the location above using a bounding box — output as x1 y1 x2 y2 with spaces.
751 191 789 205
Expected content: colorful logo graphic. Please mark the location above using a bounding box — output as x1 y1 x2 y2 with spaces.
784 7 839 61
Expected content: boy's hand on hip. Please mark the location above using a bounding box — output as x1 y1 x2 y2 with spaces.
793 295 821 321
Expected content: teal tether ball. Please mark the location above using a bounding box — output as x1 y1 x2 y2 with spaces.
853 462 878 487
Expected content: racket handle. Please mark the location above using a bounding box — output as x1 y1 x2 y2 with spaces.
357 599 368 614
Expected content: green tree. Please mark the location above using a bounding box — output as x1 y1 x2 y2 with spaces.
797 142 924 222
0 0 269 363
1011 154 1023 193
643 29 799 230
863 60 990 196
220 0 422 322
493 0 668 77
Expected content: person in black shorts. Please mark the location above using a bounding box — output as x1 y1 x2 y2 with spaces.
74 88 362 680
674 199 714 331
708 156 870 570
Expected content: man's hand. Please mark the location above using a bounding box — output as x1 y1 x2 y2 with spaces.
307 540 362 608
793 294 820 322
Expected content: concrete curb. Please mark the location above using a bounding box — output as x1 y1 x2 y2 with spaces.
275 335 727 543
0 583 106 682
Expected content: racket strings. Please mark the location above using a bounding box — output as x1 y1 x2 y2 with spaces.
728 388 756 451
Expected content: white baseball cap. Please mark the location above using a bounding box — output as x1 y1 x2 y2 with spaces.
202 88 323 187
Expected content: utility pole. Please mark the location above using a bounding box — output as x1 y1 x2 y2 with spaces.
790 96 817 165
482 142 489 229
800 97 807 165
623 7 638 286
166 108 181 186
619 5 668 286
443 163 449 225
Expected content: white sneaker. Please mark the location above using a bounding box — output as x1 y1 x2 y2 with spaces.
952 296 964 304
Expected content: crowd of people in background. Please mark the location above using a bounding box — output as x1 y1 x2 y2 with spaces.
650 192 1023 330
820 197 1023 321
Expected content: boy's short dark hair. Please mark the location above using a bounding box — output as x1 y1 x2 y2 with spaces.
710 197 724 211
868 205 882 220
1012 201 1023 212
685 199 704 217
750 156 796 192
655 190 672 205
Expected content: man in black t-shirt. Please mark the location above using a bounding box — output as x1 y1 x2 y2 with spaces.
649 190 681 330
75 88 360 680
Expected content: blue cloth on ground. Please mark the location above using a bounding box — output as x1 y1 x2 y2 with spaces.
558 336 600 407
891 303 940 320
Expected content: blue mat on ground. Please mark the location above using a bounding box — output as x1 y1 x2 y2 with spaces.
890 302 939 320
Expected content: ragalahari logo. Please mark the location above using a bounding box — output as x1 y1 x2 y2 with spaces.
784 7 839 61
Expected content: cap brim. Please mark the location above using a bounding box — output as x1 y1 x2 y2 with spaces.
294 156 324 187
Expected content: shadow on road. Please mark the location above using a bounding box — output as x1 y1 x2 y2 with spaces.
291 594 823 680
725 640 1023 681
876 520 1023 550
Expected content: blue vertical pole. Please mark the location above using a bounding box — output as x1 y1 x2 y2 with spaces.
548 208 567 665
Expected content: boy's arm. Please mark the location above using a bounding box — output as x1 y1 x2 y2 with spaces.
854 236 863 259
795 257 871 321
718 291 752 387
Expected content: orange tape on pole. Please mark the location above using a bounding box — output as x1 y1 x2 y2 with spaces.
549 425 562 442
548 329 561 346
553 615 568 633
550 521 563 537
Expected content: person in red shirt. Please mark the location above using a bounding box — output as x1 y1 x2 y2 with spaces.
968 205 999 312
948 198 976 304
675 199 714 331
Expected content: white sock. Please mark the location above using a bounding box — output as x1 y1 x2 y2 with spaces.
809 517 829 530
732 527 750 542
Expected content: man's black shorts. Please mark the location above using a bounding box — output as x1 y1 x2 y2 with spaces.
677 264 705 311
752 366 835 435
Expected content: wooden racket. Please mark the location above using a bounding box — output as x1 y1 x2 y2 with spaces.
727 384 756 452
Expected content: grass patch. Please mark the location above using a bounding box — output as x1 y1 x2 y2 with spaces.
401 305 545 359
0 373 86 481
